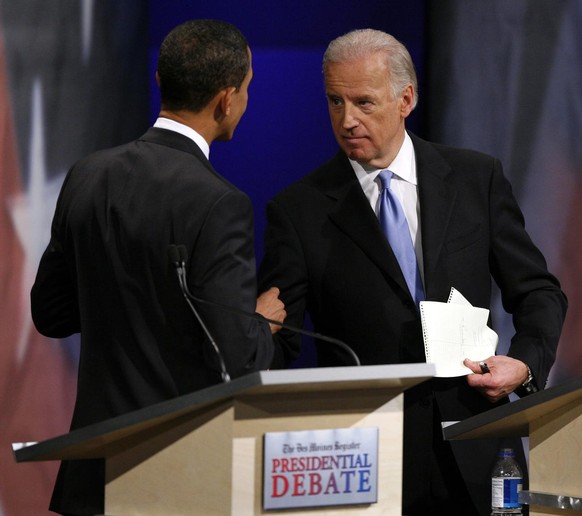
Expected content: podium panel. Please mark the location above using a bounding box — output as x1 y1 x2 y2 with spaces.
13 364 434 515
528 398 582 515
231 390 404 515
106 402 235 515
443 376 582 516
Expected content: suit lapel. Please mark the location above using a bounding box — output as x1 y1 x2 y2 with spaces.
411 134 457 298
322 154 414 301
322 137 458 303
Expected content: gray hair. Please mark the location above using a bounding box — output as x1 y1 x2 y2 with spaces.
323 29 418 109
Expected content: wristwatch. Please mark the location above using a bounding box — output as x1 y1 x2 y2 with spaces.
517 365 538 396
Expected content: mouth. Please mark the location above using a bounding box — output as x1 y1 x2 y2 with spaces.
341 135 368 148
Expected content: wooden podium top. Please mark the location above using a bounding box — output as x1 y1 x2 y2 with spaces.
443 375 582 441
13 363 434 463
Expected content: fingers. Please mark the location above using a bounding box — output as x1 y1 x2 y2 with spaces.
465 357 495 401
269 310 287 334
256 287 287 334
463 358 491 375
264 286 280 299
464 357 512 403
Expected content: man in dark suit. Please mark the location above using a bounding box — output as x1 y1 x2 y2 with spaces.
259 29 567 514
31 19 286 515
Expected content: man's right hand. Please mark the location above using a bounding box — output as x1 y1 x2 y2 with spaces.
256 287 287 334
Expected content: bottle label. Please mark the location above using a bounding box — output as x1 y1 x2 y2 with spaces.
492 477 522 508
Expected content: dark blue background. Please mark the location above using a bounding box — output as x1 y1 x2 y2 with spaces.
147 1 427 262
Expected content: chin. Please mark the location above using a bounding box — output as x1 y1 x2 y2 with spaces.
345 149 371 163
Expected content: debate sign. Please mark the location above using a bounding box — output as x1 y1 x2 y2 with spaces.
263 427 378 510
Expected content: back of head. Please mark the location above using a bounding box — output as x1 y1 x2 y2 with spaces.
157 19 250 113
323 28 418 109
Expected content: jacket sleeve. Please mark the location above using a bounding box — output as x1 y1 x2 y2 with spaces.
31 241 80 338
186 188 274 377
487 158 567 391
30 168 81 338
258 197 307 369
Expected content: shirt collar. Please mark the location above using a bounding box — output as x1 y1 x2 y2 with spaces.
153 117 210 159
350 132 417 185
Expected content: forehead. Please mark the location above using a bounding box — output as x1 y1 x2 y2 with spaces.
324 53 390 95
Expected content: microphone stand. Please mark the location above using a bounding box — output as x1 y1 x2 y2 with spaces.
169 246 231 382
168 245 361 369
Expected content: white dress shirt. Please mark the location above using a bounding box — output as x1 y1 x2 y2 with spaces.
154 117 210 159
350 132 425 283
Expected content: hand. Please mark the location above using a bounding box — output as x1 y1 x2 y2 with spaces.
256 287 287 334
464 356 529 403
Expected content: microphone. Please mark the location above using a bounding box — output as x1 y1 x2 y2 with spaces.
168 245 231 383
168 244 361 367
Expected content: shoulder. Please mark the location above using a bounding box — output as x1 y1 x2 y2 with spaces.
66 134 246 211
273 151 354 203
410 132 499 171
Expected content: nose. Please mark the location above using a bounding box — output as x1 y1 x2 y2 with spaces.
341 104 359 131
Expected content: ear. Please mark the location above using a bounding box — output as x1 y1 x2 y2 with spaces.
218 86 237 118
399 84 415 118
155 71 161 87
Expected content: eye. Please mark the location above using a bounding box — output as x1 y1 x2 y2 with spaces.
327 96 343 107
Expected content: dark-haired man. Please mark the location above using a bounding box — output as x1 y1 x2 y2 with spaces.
32 19 285 515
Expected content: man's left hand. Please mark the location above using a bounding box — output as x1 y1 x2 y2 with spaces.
464 356 529 403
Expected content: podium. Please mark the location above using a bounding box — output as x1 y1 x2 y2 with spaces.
13 363 434 515
443 375 582 515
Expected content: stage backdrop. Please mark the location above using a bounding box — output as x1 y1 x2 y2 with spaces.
0 1 149 514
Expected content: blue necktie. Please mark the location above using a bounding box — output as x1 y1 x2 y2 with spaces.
377 170 425 306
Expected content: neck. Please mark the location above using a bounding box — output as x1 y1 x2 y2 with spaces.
158 109 215 144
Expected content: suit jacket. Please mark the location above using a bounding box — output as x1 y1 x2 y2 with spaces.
31 127 274 515
259 132 567 514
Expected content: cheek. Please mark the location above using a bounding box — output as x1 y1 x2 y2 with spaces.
371 119 393 141
240 95 248 113
329 116 342 133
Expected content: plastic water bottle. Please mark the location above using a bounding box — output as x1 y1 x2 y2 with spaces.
491 447 523 515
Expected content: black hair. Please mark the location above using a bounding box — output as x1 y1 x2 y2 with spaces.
157 19 250 112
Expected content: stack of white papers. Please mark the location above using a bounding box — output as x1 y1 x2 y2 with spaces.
420 288 498 377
